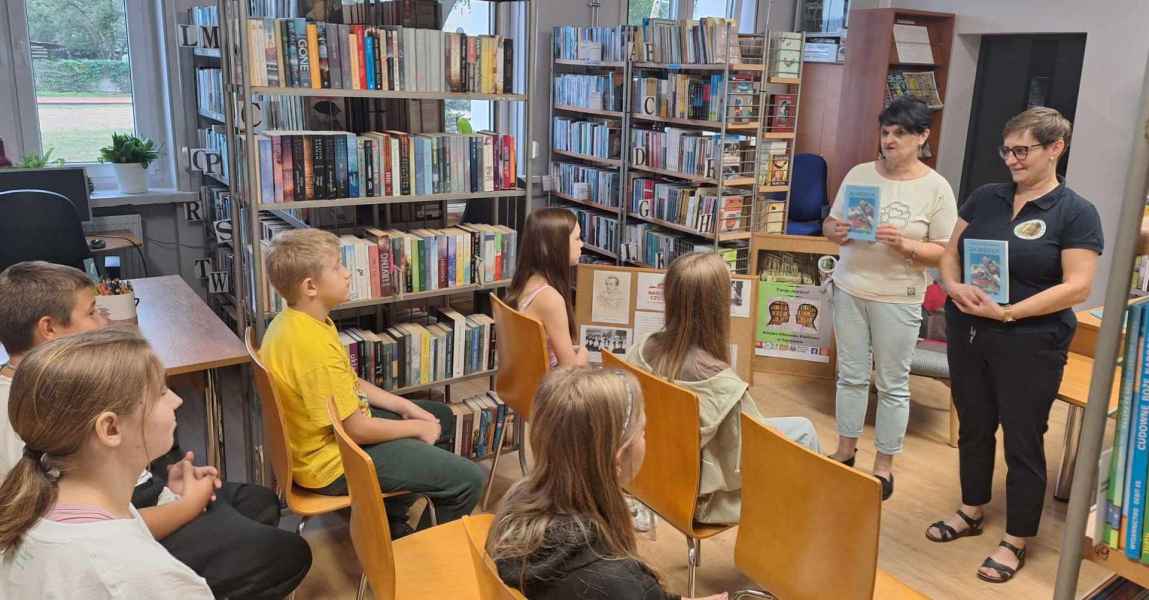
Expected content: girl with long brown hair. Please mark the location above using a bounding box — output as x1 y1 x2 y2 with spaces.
625 252 820 525
505 207 589 367
0 329 212 598
487 367 726 600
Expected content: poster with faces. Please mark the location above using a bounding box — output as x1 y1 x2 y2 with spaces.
591 270 632 325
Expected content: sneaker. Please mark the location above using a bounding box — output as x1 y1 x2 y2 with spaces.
627 496 654 533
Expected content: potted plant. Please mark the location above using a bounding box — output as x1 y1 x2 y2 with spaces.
99 133 159 194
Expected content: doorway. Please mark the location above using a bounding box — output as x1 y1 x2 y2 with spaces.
958 34 1086 203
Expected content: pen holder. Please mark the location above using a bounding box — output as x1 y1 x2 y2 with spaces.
96 292 138 322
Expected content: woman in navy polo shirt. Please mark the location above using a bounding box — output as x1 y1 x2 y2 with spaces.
924 107 1103 583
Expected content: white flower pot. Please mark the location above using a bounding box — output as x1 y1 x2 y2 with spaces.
112 163 148 194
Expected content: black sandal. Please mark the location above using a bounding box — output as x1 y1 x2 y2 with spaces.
925 510 984 542
876 473 894 501
829 450 858 468
977 541 1026 584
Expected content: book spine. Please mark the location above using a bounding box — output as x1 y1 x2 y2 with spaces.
1127 312 1149 559
1110 304 1144 545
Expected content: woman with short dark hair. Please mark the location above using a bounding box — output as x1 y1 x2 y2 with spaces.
822 96 958 500
925 106 1102 584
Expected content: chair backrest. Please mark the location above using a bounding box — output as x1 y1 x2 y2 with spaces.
327 397 399 600
462 515 528 600
787 153 829 222
601 351 703 536
0 189 91 270
490 293 549 421
244 327 296 499
735 413 882 600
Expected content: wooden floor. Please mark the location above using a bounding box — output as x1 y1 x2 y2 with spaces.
290 372 1116 599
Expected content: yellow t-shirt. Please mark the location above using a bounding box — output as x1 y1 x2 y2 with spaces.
259 307 366 488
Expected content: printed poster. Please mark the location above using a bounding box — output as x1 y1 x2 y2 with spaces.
635 272 666 312
730 279 750 318
580 325 632 364
755 281 833 363
632 310 665 342
591 270 632 325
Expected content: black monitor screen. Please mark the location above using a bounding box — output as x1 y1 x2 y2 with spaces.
0 167 91 222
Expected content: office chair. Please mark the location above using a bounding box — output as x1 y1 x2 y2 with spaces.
0 189 91 270
785 154 829 236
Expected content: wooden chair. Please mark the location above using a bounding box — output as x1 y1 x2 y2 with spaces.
602 351 733 597
327 398 484 600
462 514 529 600
733 413 926 600
245 328 350 536
485 293 550 508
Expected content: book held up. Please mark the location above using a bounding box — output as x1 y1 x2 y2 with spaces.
843 185 879 242
963 239 1009 304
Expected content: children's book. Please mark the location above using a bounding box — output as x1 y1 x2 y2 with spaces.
963 239 1009 304
843 185 879 242
1128 308 1149 559
1108 303 1144 548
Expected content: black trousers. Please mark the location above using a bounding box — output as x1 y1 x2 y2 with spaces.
947 319 1069 537
134 478 313 599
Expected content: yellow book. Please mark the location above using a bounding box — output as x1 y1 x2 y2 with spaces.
417 324 432 384
480 36 496 94
349 30 361 91
306 23 321 89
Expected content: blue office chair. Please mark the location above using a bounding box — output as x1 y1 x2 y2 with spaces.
0 189 91 271
785 153 829 236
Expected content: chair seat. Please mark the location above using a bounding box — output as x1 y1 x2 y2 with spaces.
691 522 736 540
873 569 928 599
910 340 949 380
786 220 823 236
286 484 351 517
394 519 482 598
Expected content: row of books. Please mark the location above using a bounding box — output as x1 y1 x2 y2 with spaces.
552 118 621 161
758 141 791 187
245 19 514 94
553 73 625 112
197 126 231 183
339 308 495 392
569 208 620 255
621 223 700 268
632 18 741 65
440 392 521 460
633 73 730 123
630 127 747 180
629 178 750 234
553 25 632 63
1102 302 1149 560
196 68 225 118
257 223 518 313
885 71 944 110
254 130 517 204
293 0 441 27
552 162 621 209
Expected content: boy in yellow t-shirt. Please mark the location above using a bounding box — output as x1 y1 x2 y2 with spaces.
259 229 483 530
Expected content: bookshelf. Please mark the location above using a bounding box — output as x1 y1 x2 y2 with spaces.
752 32 805 237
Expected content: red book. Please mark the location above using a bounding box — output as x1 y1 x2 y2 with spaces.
768 93 797 132
382 134 393 196
271 135 284 204
368 242 381 298
281 135 295 202
353 25 367 90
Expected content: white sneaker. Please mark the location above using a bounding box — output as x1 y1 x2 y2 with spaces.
627 496 654 533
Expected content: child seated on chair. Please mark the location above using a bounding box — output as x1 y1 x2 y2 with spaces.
0 261 312 599
623 252 821 525
505 207 588 368
487 367 728 600
258 229 483 532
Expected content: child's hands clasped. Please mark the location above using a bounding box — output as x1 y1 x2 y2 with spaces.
166 451 222 509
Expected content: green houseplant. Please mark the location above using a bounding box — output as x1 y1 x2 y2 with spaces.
99 133 160 193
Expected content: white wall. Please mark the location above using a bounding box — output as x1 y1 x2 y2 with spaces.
894 0 1149 306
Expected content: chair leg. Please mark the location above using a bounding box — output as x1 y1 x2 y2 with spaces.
423 494 439 527
482 426 508 510
297 515 309 537
686 536 701 598
947 391 958 449
516 417 529 476
356 573 369 600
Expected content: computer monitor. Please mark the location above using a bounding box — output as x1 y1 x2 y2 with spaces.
0 167 91 222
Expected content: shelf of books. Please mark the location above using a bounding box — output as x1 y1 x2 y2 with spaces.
206 0 535 468
752 31 804 237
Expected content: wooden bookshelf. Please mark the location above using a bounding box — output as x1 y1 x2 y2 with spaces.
552 149 622 168
256 189 526 211
251 86 527 102
554 104 624 118
554 59 624 68
633 62 765 72
551 191 619 213
830 8 955 198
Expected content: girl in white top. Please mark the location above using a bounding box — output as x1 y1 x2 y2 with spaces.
0 329 212 599
822 96 958 500
505 208 589 368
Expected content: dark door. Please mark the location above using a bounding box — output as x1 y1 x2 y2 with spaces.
958 34 1086 203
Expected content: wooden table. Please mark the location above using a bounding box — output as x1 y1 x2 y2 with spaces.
86 230 143 253
0 275 248 476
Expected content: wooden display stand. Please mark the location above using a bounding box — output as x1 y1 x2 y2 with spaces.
573 264 756 382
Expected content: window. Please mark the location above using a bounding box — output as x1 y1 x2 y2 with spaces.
443 0 492 134
630 0 757 31
629 0 676 25
0 0 173 190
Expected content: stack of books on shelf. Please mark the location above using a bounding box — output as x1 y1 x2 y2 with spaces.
767 32 802 79
631 127 747 180
553 25 633 62
339 307 495 392
758 142 791 187
886 71 943 109
196 68 225 118
630 178 750 234
632 73 728 122
727 75 760 124
197 125 231 183
552 162 621 208
552 117 621 160
442 391 521 460
569 208 620 256
765 92 797 132
256 222 518 313
553 73 625 112
191 4 219 29
632 17 740 64
622 223 699 268
254 130 517 203
245 19 514 94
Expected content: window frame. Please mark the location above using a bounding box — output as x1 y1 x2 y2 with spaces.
0 0 176 192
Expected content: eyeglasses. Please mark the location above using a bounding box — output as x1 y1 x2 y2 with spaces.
998 143 1047 161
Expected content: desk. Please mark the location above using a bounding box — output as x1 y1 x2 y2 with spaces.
0 275 248 477
87 230 143 253
1054 352 1120 500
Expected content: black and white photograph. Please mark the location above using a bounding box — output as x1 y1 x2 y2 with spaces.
580 325 633 363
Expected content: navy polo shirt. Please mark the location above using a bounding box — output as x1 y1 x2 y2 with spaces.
946 181 1104 336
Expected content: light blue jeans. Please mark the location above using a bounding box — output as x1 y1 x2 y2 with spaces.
832 288 922 455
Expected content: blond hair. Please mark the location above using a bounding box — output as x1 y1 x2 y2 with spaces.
487 368 646 589
647 252 731 380
1003 106 1072 148
0 328 166 552
0 261 95 355
265 228 341 303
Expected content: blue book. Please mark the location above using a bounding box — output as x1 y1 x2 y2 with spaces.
364 34 377 90
346 134 360 197
1108 304 1144 542
963 239 1010 304
413 137 426 196
843 185 879 241
1127 309 1149 558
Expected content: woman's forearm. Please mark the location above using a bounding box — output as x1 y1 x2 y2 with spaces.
938 247 962 290
1010 281 1090 320
902 240 946 267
